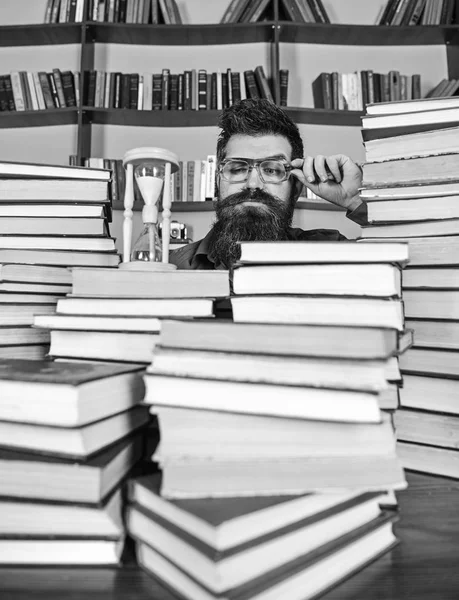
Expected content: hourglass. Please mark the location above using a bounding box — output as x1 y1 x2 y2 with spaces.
120 147 180 271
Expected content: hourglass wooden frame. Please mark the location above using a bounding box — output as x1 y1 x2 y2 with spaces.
121 147 180 267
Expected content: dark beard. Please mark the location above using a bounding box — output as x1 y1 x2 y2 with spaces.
208 188 295 269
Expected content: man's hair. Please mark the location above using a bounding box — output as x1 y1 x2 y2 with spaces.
216 99 304 165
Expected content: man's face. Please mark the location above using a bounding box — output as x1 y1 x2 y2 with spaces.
218 134 294 205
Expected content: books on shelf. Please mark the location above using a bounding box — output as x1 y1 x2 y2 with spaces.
83 0 183 24
44 0 85 23
378 0 456 26
312 70 421 111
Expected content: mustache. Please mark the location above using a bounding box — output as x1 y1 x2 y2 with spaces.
215 188 283 211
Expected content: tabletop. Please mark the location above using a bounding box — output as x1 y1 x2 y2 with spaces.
1 471 459 600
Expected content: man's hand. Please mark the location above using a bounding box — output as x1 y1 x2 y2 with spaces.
290 154 363 212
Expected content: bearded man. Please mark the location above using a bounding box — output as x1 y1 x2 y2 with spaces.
170 98 367 270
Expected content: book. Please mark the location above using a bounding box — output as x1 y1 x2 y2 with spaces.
69 268 230 298
403 267 459 289
0 359 145 427
358 237 459 267
0 204 106 218
395 408 459 450
149 346 392 392
0 432 146 503
0 263 72 285
403 290 459 320
0 303 56 326
0 249 120 267
397 440 459 479
359 180 459 200
365 95 459 116
0 179 109 202
237 240 409 265
364 195 459 222
155 407 396 460
400 373 459 414
143 374 382 423
55 295 215 317
231 296 405 330
157 454 406 498
0 488 123 538
127 494 384 593
0 236 115 252
361 106 459 130
135 514 397 600
0 217 108 236
232 263 402 298
34 314 163 333
129 474 367 552
400 347 459 378
158 319 411 359
0 160 110 180
49 330 160 363
0 537 124 565
360 219 459 239
0 405 149 458
0 326 49 345
362 153 459 187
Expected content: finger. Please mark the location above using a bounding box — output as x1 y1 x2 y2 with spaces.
303 156 316 183
325 157 342 183
313 155 329 183
290 168 306 186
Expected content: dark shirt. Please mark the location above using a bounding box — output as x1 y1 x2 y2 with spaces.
170 202 368 271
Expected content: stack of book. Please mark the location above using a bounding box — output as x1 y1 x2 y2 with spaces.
359 95 459 480
0 358 151 566
127 240 411 599
34 269 230 364
0 160 118 360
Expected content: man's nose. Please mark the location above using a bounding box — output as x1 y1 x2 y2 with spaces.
245 165 263 189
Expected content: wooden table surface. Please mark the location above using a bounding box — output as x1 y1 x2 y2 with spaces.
1 471 459 600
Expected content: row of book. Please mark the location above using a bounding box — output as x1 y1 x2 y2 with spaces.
221 0 330 23
378 0 456 25
82 66 285 111
426 78 459 98
312 70 422 112
0 70 78 113
44 0 85 23
44 0 182 24
358 94 459 480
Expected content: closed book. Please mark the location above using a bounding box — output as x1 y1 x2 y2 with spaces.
0 236 115 252
244 70 260 99
361 105 459 131
0 248 120 267
0 359 144 427
404 289 459 321
395 408 459 450
397 440 459 479
198 69 207 109
3 75 16 110
169 73 179 110
400 373 459 414
362 153 459 187
129 73 139 109
35 313 162 333
254 66 274 102
359 180 459 200
0 303 56 327
400 347 459 378
364 194 459 223
312 72 332 109
152 73 162 109
0 217 107 236
279 68 289 106
0 432 145 503
360 219 459 238
0 326 50 345
0 263 72 285
52 69 67 107
358 236 459 267
403 267 459 289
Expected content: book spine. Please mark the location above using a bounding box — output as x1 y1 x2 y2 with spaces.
61 71 77 107
85 70 97 106
198 69 207 110
3 75 16 110
244 70 260 99
184 70 192 110
32 72 46 110
161 69 170 110
177 73 184 110
37 72 53 109
412 74 421 99
47 72 61 107
129 73 139 109
0 76 8 111
231 71 241 104
221 71 229 108
279 69 289 106
20 71 33 111
254 65 274 102
226 68 233 106
389 70 401 101
186 160 195 202
121 73 131 108
331 71 339 110
152 73 162 109
10 72 25 111
216 70 222 109
26 71 40 110
210 72 218 109
142 72 152 110
169 73 179 110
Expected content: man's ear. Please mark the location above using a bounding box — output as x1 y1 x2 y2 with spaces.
292 177 304 203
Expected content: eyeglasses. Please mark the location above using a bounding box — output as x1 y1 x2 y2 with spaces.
219 159 293 184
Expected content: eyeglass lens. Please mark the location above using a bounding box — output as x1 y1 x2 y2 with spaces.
222 160 287 183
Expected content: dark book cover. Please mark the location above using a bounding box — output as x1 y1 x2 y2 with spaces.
108 72 117 108
279 69 289 106
152 73 162 110
68 0 78 21
373 72 382 103
254 65 274 102
161 69 170 110
61 71 77 107
198 70 207 110
118 0 127 21
47 72 61 108
169 74 179 110
367 70 375 104
0 76 9 111
382 0 403 24
183 70 192 110
84 70 97 106
331 71 339 109
390 70 403 102
312 72 332 109
412 74 421 99
221 72 229 108
244 70 260 99
400 0 419 24
231 71 241 104
3 75 16 111
20 72 32 111
280 0 302 21
360 70 369 107
129 73 139 109
307 0 331 23
113 72 122 108
151 0 159 23
121 73 131 109
52 69 67 107
177 73 184 110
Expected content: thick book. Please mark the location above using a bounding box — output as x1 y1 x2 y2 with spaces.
404 289 459 320
157 454 406 498
361 106 459 130
403 267 459 290
149 346 396 393
360 219 459 239
232 263 402 298
0 217 108 236
399 347 459 378
362 153 459 186
358 236 459 267
56 295 214 317
0 303 56 326
397 440 459 480
0 236 115 252
0 405 150 458
237 240 409 265
127 494 384 593
0 264 72 285
400 373 459 415
231 295 405 330
364 195 459 223
0 326 49 346
70 267 230 298
155 407 396 461
158 319 411 359
365 95 459 116
34 313 163 333
0 204 106 218
0 359 145 427
0 432 145 503
0 248 120 267
0 487 123 539
0 160 110 181
395 408 459 451
143 373 382 423
135 514 397 600
49 329 160 363
359 180 459 200
0 178 109 202
129 474 371 552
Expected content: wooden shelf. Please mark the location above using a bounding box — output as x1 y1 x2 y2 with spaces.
86 107 222 127
0 108 79 129
278 23 459 46
88 22 276 45
286 107 364 126
0 24 81 47
169 200 341 213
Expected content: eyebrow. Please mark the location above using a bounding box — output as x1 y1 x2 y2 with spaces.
226 154 289 161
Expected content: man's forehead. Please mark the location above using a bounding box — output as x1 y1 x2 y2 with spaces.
224 134 292 160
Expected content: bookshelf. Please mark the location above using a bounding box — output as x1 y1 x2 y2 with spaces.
1 0 458 241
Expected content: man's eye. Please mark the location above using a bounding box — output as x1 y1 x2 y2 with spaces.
229 166 247 174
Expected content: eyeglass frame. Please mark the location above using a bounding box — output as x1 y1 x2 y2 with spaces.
218 158 294 185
